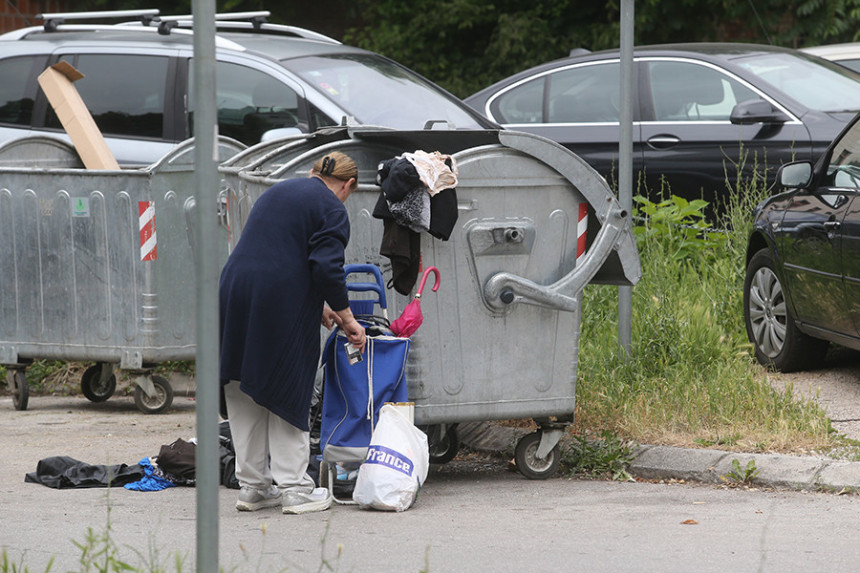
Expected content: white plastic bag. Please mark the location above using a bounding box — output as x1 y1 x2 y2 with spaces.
352 403 429 511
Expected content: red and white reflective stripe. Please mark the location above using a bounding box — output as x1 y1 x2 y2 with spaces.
576 203 588 261
139 201 157 261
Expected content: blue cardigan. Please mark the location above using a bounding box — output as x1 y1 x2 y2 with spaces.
219 177 350 430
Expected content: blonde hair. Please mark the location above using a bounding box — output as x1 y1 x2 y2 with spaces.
312 151 358 190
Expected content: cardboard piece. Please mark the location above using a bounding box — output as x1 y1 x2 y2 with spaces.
37 61 120 170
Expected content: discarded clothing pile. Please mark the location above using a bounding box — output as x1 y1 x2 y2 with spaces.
25 421 240 491
373 150 458 295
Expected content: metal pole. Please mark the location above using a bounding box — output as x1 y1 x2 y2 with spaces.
192 0 220 571
618 0 634 356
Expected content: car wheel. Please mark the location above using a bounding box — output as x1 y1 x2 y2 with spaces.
744 248 828 372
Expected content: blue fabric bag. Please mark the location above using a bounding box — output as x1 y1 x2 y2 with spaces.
320 329 410 463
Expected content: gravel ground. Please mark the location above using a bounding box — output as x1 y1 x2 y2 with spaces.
764 347 860 441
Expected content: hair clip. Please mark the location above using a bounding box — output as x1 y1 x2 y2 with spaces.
321 156 336 176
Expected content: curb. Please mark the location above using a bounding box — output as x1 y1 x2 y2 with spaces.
458 421 860 492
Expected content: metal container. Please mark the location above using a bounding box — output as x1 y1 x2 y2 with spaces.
222 127 641 478
0 136 245 413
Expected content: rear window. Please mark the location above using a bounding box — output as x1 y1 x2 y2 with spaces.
287 53 487 130
47 54 169 139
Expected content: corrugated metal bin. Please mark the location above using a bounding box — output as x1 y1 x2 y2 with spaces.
0 135 244 413
222 127 641 478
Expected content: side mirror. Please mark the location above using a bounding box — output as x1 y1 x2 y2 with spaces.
777 161 813 189
730 99 790 125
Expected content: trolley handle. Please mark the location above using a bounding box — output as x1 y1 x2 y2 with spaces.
344 263 387 310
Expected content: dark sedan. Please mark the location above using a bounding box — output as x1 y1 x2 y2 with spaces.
744 113 860 372
465 43 860 211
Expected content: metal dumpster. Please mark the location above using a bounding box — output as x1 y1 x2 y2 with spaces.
0 135 245 413
222 127 641 478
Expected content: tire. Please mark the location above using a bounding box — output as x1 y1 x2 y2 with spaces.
744 248 828 372
514 431 561 480
427 425 459 465
80 364 117 403
133 375 174 414
9 370 28 411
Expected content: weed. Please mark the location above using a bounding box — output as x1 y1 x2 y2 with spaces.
563 431 635 481
575 166 836 454
0 549 53 573
722 458 760 485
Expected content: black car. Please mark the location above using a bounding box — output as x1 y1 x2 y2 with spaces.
744 113 860 372
465 43 860 210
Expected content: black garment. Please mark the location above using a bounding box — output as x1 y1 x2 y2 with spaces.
25 456 144 489
427 187 458 241
379 218 421 295
378 157 420 203
155 438 197 481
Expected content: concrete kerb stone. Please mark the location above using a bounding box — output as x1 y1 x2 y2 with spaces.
459 421 860 492
629 445 728 483
711 452 825 489
815 461 860 491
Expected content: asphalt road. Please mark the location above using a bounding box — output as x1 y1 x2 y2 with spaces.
2 389 860 573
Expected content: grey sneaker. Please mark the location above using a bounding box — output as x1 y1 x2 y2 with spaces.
235 485 282 511
282 487 333 514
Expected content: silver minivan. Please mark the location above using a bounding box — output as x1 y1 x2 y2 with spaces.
0 9 495 165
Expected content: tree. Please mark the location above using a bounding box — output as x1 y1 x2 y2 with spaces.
67 0 860 98
344 0 860 98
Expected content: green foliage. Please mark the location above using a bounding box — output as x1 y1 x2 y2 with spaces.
633 195 727 263
575 166 834 452
341 0 860 97
722 458 760 485
0 549 52 573
73 504 136 573
563 431 635 481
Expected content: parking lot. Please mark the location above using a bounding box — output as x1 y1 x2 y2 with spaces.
3 360 860 573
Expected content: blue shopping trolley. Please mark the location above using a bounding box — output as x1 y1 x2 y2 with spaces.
319 264 411 502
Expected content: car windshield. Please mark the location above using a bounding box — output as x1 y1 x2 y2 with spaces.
287 53 487 129
734 52 860 113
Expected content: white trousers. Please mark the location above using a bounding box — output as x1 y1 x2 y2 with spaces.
223 380 315 493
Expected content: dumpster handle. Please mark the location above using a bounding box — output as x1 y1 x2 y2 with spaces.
483 203 628 312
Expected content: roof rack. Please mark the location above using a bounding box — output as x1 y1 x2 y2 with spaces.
164 19 340 44
33 9 340 44
38 9 160 32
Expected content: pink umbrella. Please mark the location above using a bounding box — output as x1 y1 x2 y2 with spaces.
390 266 440 338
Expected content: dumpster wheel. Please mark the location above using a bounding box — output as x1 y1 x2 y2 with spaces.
515 432 561 480
134 375 174 414
81 364 117 403
7 369 28 411
427 424 460 465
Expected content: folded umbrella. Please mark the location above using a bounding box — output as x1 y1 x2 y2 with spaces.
390 266 440 338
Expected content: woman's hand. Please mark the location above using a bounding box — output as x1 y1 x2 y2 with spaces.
321 306 341 330
341 317 367 353
332 306 366 353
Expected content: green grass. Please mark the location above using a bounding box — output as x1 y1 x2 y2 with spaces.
573 165 838 454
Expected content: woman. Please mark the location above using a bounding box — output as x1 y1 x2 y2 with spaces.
219 151 366 514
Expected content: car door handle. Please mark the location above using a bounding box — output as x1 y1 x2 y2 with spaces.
646 135 681 150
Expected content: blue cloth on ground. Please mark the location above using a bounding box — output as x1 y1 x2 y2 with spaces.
124 458 176 492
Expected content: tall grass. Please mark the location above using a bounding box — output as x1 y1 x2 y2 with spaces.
574 161 835 453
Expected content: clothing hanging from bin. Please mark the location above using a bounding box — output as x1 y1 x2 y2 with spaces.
374 151 459 295
379 218 422 295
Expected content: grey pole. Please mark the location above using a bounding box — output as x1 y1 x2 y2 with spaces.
192 0 220 571
618 0 634 356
